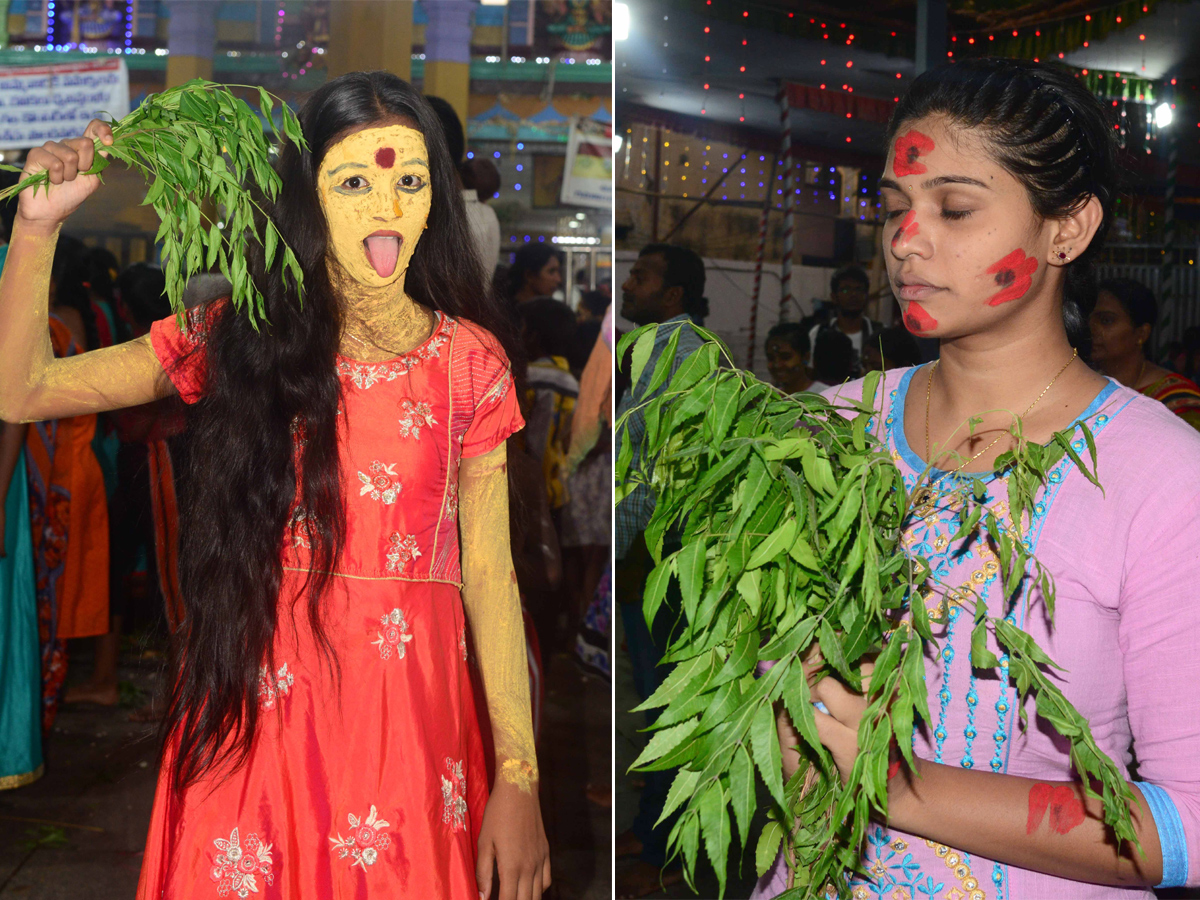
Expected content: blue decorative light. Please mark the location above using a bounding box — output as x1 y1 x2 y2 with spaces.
466 151 474 159
493 151 501 159
515 164 523 172
516 142 524 150
523 235 531 242
514 183 522 191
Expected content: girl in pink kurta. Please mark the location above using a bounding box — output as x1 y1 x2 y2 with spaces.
754 369 1200 900
754 58 1200 899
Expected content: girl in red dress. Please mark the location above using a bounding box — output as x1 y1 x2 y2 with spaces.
0 72 550 900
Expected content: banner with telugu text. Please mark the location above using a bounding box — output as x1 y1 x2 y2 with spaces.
0 58 129 150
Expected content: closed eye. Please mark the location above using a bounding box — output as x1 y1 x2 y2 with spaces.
941 208 972 220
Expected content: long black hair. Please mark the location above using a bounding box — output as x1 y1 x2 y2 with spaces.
504 244 561 303
888 59 1118 346
163 71 519 792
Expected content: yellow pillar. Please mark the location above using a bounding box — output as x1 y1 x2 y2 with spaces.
423 61 470 135
165 1 215 89
166 55 213 88
327 1 413 82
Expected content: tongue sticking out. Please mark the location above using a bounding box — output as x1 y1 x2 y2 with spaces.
363 236 401 278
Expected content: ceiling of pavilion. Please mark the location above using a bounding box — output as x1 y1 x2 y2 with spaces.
617 0 1200 166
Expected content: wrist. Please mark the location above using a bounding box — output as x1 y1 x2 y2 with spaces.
886 754 926 830
12 215 61 242
497 757 539 794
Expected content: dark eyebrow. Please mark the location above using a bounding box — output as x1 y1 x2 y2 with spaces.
878 175 990 192
327 161 368 176
402 158 429 169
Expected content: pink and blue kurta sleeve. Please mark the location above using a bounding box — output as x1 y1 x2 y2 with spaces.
1120 478 1200 888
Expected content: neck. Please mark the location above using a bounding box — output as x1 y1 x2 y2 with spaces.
335 266 431 360
1097 351 1146 389
932 304 1080 421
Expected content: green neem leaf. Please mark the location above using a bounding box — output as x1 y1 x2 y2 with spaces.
658 766 702 825
970 618 1000 670
750 700 786 809
729 745 755 847
755 821 784 878
698 781 732 896
630 718 699 771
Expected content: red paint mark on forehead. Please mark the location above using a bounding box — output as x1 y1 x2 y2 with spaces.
892 130 935 177
375 147 396 168
902 302 938 335
984 249 1038 306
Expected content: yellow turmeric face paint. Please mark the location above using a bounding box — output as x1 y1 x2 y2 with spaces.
317 125 432 289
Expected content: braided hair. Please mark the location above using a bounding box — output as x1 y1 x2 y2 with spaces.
888 59 1119 346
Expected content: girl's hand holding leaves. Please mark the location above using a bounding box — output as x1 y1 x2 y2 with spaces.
15 119 113 230
0 79 307 326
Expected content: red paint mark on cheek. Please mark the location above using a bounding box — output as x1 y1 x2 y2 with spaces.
892 130 935 178
1027 783 1086 835
887 760 901 780
902 302 938 335
375 147 396 168
891 210 919 248
510 570 518 584
985 249 1039 306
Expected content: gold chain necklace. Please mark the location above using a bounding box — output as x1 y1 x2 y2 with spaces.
910 348 1078 512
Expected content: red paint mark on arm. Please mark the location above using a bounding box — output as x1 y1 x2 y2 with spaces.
1027 783 1086 835
375 147 396 168
1027 782 1053 833
902 302 938 335
985 249 1039 306
891 210 919 248
892 130 935 177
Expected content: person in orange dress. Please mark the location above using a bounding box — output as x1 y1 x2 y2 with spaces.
0 72 549 900
25 307 109 731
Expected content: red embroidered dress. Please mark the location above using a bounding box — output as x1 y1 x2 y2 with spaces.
137 309 523 899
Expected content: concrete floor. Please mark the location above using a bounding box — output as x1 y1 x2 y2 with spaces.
0 641 611 899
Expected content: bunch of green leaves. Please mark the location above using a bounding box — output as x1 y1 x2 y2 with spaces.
615 323 1139 899
0 78 305 325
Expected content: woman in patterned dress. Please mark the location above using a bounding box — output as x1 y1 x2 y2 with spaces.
754 60 1200 899
0 73 550 899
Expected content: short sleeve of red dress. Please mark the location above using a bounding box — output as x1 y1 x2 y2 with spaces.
148 303 221 404
458 321 524 458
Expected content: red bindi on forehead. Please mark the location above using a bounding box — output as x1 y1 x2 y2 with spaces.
375 147 396 168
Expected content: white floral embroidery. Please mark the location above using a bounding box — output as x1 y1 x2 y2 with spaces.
257 663 294 711
287 507 313 549
441 758 468 832
209 827 275 897
373 608 414 660
357 461 401 504
397 399 437 440
459 627 468 662
479 371 512 408
385 533 421 574
290 416 307 450
336 332 449 389
444 481 459 519
329 805 391 871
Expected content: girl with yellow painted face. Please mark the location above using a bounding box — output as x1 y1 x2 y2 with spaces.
0 72 549 900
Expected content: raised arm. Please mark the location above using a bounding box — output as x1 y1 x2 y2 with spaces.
459 442 551 900
0 120 170 424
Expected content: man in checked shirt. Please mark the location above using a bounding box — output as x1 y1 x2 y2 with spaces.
615 243 707 898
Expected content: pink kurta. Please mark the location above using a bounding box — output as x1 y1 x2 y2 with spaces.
754 367 1200 900
137 309 523 899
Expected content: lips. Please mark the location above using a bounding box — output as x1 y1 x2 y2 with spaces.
364 231 402 278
